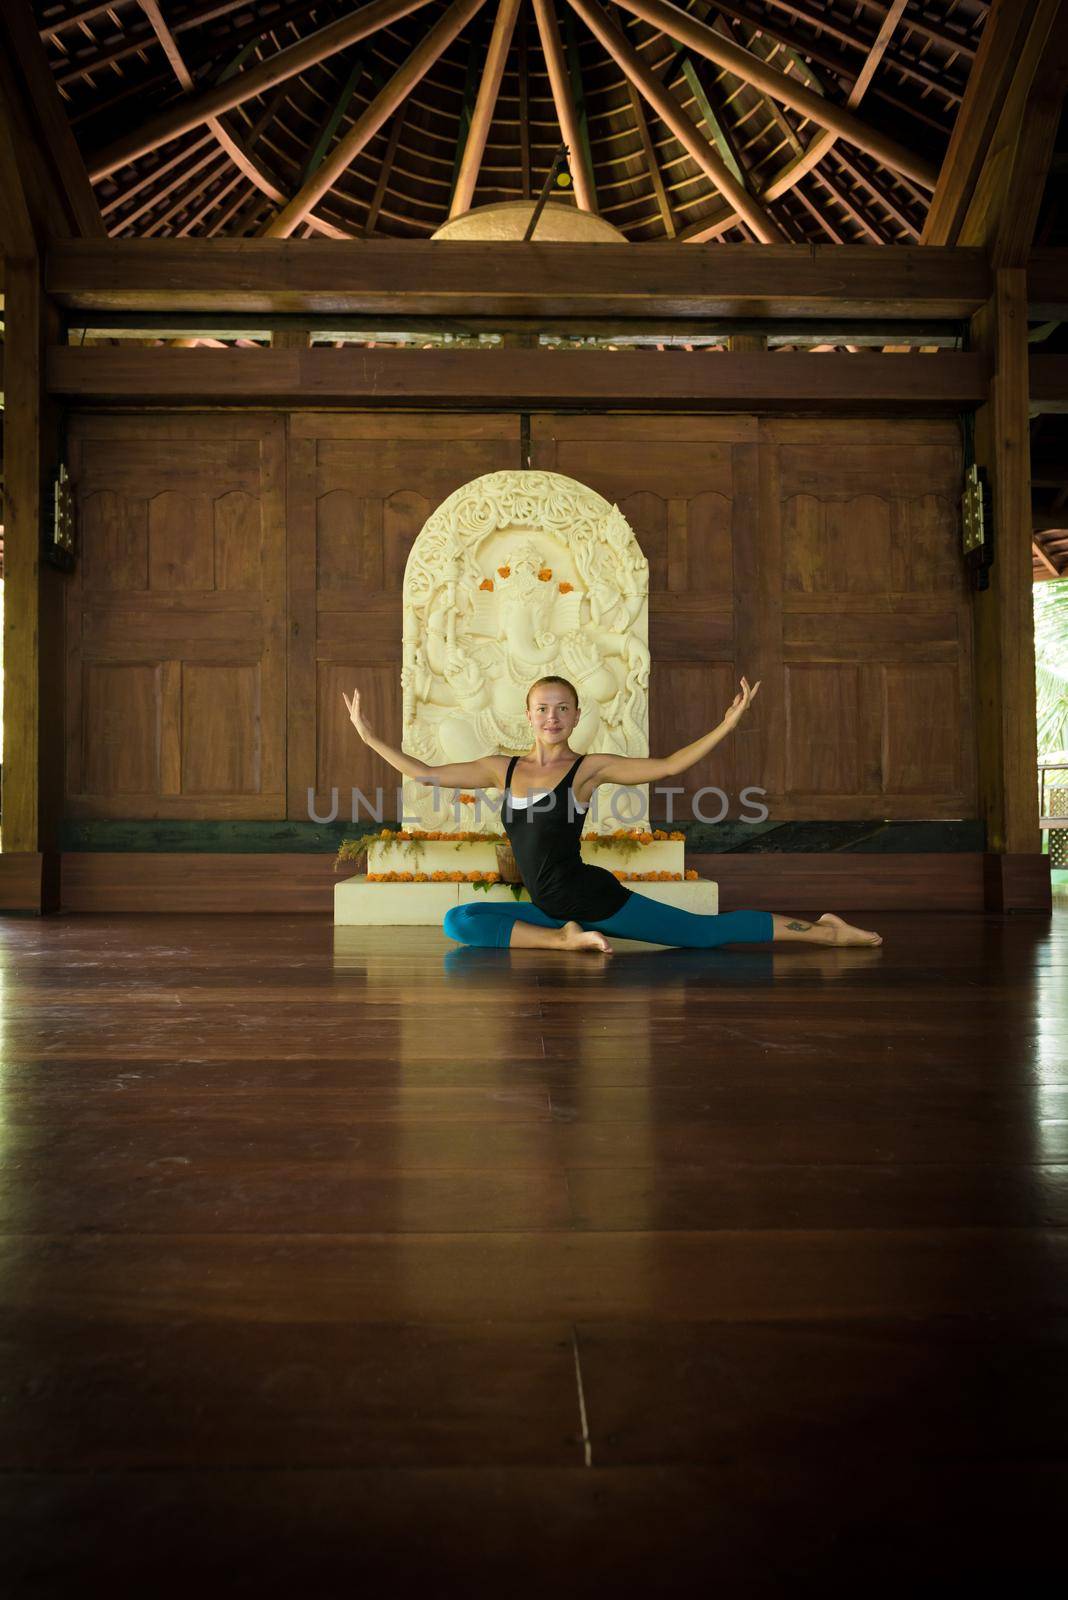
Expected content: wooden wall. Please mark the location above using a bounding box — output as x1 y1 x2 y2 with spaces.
63 411 974 826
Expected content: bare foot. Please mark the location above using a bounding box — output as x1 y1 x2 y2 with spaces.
818 912 882 947
560 920 614 955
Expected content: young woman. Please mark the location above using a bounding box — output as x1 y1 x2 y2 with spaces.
342 676 882 955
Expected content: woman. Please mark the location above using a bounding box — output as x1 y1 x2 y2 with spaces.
342 676 881 954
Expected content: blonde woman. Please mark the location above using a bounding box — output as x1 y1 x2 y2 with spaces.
343 675 881 955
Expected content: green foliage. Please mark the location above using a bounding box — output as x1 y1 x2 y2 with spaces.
1034 580 1068 760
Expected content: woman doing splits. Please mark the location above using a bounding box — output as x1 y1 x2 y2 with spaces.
342 676 881 955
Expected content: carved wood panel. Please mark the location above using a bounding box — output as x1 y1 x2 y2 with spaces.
287 415 521 823
533 414 975 823
66 415 286 819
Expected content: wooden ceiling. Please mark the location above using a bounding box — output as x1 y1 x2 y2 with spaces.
37 0 989 243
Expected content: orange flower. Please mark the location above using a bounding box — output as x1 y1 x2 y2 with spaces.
431 870 447 882
466 870 482 882
367 872 379 882
457 793 477 805
479 578 494 592
558 581 573 594
414 872 428 882
612 870 626 880
497 565 510 578
537 567 552 581
685 869 698 880
449 871 464 882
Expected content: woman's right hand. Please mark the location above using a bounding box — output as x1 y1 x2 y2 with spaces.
341 685 372 743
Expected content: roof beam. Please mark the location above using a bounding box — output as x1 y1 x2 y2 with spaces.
609 0 939 187
363 102 408 235
518 3 531 197
88 0 441 180
958 0 1068 266
565 0 786 239
532 0 598 210
46 343 988 410
922 0 1045 246
0 0 104 238
846 0 908 107
45 239 992 318
260 0 489 238
451 0 522 217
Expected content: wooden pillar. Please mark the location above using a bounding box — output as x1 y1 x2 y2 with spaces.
2 258 64 911
970 267 1046 909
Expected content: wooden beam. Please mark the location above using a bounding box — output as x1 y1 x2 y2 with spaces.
562 8 599 210
610 0 939 188
971 268 1041 857
614 6 676 236
299 55 367 188
261 0 487 237
922 0 1042 246
680 56 745 188
565 0 785 240
0 69 36 256
1033 538 1061 578
363 103 408 236
846 0 908 108
46 344 988 409
45 240 994 318
0 0 104 237
532 0 598 210
88 0 440 180
959 0 1068 265
518 3 531 198
451 0 522 217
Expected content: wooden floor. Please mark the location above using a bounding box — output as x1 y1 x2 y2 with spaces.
3 903 1067 1594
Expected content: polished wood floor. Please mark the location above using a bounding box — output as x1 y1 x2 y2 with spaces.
3 903 1067 1595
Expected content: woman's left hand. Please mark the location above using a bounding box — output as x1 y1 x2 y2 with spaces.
723 675 761 727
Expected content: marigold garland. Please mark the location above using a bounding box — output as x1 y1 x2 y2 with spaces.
363 869 699 885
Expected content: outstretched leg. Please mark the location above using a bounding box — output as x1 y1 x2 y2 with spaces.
588 891 880 949
443 901 613 953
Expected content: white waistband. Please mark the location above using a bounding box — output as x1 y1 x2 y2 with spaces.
509 792 588 812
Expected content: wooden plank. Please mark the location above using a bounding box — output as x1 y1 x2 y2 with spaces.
45 345 989 410
45 240 993 317
971 268 1041 858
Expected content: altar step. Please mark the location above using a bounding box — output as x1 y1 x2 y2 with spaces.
335 875 718 928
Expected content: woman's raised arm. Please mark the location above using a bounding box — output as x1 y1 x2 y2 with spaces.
589 676 761 785
341 687 501 788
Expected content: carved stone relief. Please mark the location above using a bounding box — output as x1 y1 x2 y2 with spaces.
401 470 650 832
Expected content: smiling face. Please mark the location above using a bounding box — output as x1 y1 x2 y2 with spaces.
526 681 580 749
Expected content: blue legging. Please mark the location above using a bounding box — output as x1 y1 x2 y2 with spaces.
443 890 774 950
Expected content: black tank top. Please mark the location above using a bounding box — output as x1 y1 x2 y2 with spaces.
501 753 632 923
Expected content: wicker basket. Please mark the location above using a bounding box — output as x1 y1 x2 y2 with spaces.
495 841 524 884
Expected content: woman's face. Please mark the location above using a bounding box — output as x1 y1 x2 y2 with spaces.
527 689 579 747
